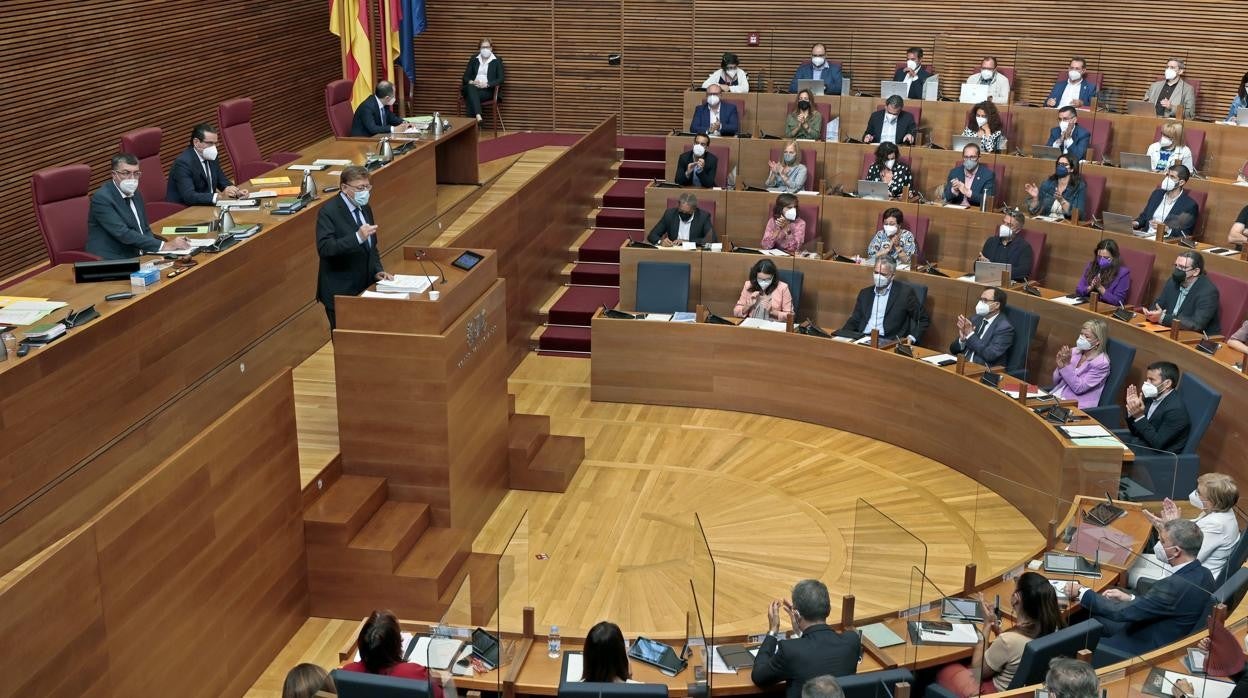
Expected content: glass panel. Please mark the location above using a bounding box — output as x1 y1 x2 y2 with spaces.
972 471 1062 575
901 565 964 672
689 512 715 695
848 498 928 623
425 572 474 698
497 510 531 694
1120 445 1179 501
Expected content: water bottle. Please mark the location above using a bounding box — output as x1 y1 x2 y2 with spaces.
547 625 561 658
433 111 443 138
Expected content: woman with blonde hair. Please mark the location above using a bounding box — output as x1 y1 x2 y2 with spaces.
1146 121 1195 173
1133 473 1241 585
1049 319 1111 409
764 140 809 193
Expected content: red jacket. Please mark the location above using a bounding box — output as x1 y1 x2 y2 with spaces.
341 661 447 698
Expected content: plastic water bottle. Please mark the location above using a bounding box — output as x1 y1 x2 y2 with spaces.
433 111 443 138
547 625 561 658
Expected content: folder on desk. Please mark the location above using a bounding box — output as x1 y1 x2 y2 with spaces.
250 176 291 185
715 644 755 669
859 622 905 648
906 621 978 646
404 636 466 670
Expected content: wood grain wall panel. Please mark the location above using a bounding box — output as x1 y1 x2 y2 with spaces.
0 0 338 280
620 0 694 134
553 0 624 131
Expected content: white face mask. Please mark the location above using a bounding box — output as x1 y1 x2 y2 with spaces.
975 115 988 128
117 178 139 196
1159 136 1174 148
873 273 891 288
811 56 826 67
757 277 772 289
1189 489 1206 510
1068 70 1083 82
200 145 219 161
883 224 898 235
998 224 1014 238
980 68 994 81
726 68 738 78
1161 176 1178 192
480 47 493 60
1058 119 1071 131
1075 336 1093 352
885 113 897 123
783 207 797 221
692 143 706 156
975 301 991 316
906 59 919 72
884 158 896 170
1141 381 1161 399
1164 67 1178 81
706 94 720 107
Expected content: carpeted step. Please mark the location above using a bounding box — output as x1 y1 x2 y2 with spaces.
538 325 592 353
623 146 666 162
536 349 591 358
570 262 620 286
603 179 650 208
579 229 637 263
548 285 619 326
618 160 666 180
618 135 667 162
595 207 644 230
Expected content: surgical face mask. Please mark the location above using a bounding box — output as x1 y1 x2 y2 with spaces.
883 224 898 235
975 115 988 128
1161 176 1178 192
1097 256 1112 268
783 207 797 221
726 68 738 78
1189 489 1205 510
811 55 826 67
1055 164 1070 178
1160 136 1174 148
1141 381 1160 399
885 113 898 123
906 59 919 72
873 273 891 288
480 47 493 59
975 300 991 316
1164 67 1178 81
1058 119 1071 131
1075 336 1093 352
998 224 1014 238
980 68 994 81
964 158 978 170
117 178 139 196
200 144 219 161
797 99 811 111
757 277 772 289
1068 69 1083 82
352 189 371 207
884 157 896 170
692 143 706 156
783 152 797 165
706 94 720 107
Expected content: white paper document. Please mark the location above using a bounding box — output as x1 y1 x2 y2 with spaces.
915 621 979 644
563 651 584 682
408 636 466 670
218 199 257 207
287 164 328 171
187 238 217 248
642 313 672 322
709 646 738 674
760 248 790 256
740 318 787 332
1049 295 1087 306
362 290 409 300
1160 672 1235 698
376 274 438 294
0 300 68 325
314 158 353 166
1060 425 1113 438
920 353 958 365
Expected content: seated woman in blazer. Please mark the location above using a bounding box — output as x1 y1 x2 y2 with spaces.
1074 239 1131 305
1023 154 1086 220
761 193 806 255
1049 319 1112 409
784 89 823 140
734 259 793 321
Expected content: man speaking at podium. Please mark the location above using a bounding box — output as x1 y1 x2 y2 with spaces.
316 165 393 330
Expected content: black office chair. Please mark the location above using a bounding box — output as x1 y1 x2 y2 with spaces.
1219 529 1248 586
1000 306 1039 380
1006 619 1103 689
837 668 915 698
777 268 804 316
635 261 691 314
1197 568 1248 631
909 282 929 343
331 669 433 698
1083 337 1137 429
1120 371 1222 499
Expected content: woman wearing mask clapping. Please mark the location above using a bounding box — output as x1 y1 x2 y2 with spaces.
764 140 808 193
863 142 913 200
761 193 806 255
1024 154 1086 220
1131 473 1240 586
785 89 823 140
961 101 1005 153
734 259 793 321
863 207 916 265
1049 319 1111 409
1074 239 1131 305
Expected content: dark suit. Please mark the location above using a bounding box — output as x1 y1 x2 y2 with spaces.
943 164 996 207
789 63 843 95
751 624 860 698
689 102 739 137
1046 79 1099 107
166 146 233 206
863 109 917 144
85 181 161 260
1046 123 1092 162
1125 390 1191 453
840 281 930 342
316 193 384 329
949 312 1015 366
461 55 505 118
1153 274 1221 333
981 236 1035 282
674 150 718 188
350 96 404 137
1134 189 1201 238
647 207 715 245
892 67 934 100
1081 560 1213 655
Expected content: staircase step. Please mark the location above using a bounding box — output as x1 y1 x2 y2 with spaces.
396 527 473 598
344 501 431 573
579 229 638 263
304 475 388 547
618 161 666 180
548 285 619 326
623 147 666 162
511 434 585 492
509 413 551 470
594 207 645 230
603 179 650 208
570 262 620 286
539 325 593 353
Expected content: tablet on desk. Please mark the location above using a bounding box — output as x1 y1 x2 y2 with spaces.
451 250 484 271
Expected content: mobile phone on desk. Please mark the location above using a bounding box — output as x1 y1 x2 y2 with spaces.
322 186 340 193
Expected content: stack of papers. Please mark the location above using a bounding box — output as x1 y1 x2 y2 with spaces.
740 318 787 332
1049 295 1088 306
1059 425 1112 439
218 199 257 208
0 300 67 326
23 323 66 342
671 312 697 323
251 176 291 185
376 275 438 294
313 158 353 166
859 622 905 648
287 164 328 171
909 621 979 645
760 248 790 257
642 313 672 322
920 353 958 365
362 290 409 300
406 636 466 670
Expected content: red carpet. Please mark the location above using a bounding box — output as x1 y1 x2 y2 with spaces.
595 207 644 229
570 262 620 286
618 161 666 180
478 132 583 163
618 135 666 162
548 286 620 326
602 179 649 208
538 326 592 354
579 229 638 264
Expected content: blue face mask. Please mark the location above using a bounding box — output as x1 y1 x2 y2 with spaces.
1055 165 1070 178
353 189 371 207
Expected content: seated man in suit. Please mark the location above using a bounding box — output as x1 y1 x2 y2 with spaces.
979 209 1034 282
1045 658 1100 698
801 676 845 698
839 258 929 343
944 143 996 208
1122 361 1191 453
1047 106 1091 162
166 123 249 206
86 153 190 259
350 81 412 137
647 192 715 246
789 43 842 96
1066 519 1213 657
752 579 860 698
1143 251 1221 333
949 287 1015 367
689 84 739 137
1132 165 1200 239
1046 57 1099 109
862 95 916 145
315 165 394 329
1145 58 1197 119
892 47 933 100
675 133 717 188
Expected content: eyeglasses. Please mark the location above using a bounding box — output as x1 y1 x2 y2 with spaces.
112 170 141 178
343 182 372 191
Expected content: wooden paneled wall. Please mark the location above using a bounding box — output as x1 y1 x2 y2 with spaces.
408 1 1248 134
0 370 307 698
0 0 339 280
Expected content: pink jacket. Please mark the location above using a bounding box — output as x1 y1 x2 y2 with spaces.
761 218 806 254
733 280 793 319
1051 349 1111 408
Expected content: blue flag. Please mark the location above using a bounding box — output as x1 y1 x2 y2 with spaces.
398 0 426 82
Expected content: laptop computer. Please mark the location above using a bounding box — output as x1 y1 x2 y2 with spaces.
1031 145 1062 160
1118 152 1154 172
856 180 893 201
796 79 826 96
881 80 910 100
974 260 1012 286
1126 99 1159 116
1102 211 1136 234
950 134 980 152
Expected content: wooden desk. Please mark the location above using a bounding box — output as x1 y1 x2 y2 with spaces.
342 115 479 185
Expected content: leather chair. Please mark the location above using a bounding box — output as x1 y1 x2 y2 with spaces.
1000 305 1039 380
777 268 804 315
1183 188 1209 237
331 668 433 697
118 127 185 222
987 162 1007 201
1007 619 1103 688
1122 371 1221 499
325 79 354 138
1153 124 1207 171
1017 229 1047 282
1114 246 1156 308
1081 173 1107 222
838 669 915 698
1207 271 1248 336
31 164 98 264
1083 337 1137 429
796 202 820 253
636 261 690 314
768 146 817 191
1219 529 1248 586
1088 119 1113 162
680 143 731 189
216 97 300 183
874 210 930 264
457 83 505 137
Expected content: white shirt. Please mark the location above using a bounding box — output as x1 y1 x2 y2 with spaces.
677 216 692 241
863 285 892 334
707 105 722 135
1151 510 1240 581
1058 80 1083 108
701 68 749 93
341 192 371 246
1146 142 1195 173
965 72 1010 104
474 56 492 85
880 114 899 144
196 151 219 203
114 181 145 231
1151 192 1181 228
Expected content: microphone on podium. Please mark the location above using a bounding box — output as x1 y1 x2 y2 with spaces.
413 248 447 287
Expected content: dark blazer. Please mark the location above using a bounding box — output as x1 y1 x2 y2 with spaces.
315 193 384 311
1126 390 1192 453
674 149 718 188
1081 560 1213 655
1154 274 1221 333
85 181 161 260
949 312 1015 366
1046 79 1099 107
1135 189 1200 238
863 109 917 144
166 146 233 206
840 281 930 342
1046 123 1092 162
789 62 843 95
461 55 505 88
647 207 715 245
350 97 404 137
751 624 860 698
943 164 996 207
689 102 739 137
892 67 934 100
981 236 1035 282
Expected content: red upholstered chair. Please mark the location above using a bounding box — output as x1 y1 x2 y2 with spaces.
796 200 821 252
769 146 817 191
31 164 98 264
988 162 1007 202
325 80 354 138
1208 272 1248 336
1080 173 1107 222
875 210 931 264
1115 246 1156 308
999 111 1016 146
859 152 914 180
1184 188 1209 237
457 83 506 137
681 143 731 188
1152 124 1206 172
997 67 1017 86
216 98 300 183
1017 228 1047 282
118 127 184 222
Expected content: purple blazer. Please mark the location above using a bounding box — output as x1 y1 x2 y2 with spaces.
1075 263 1131 305
1051 349 1111 408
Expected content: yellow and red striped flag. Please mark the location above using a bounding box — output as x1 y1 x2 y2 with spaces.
329 0 375 106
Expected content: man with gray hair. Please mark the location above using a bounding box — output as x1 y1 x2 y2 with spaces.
752 579 860 698
1067 518 1213 657
801 675 846 698
646 191 715 246
838 256 929 343
1044 658 1098 698
1145 58 1196 118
